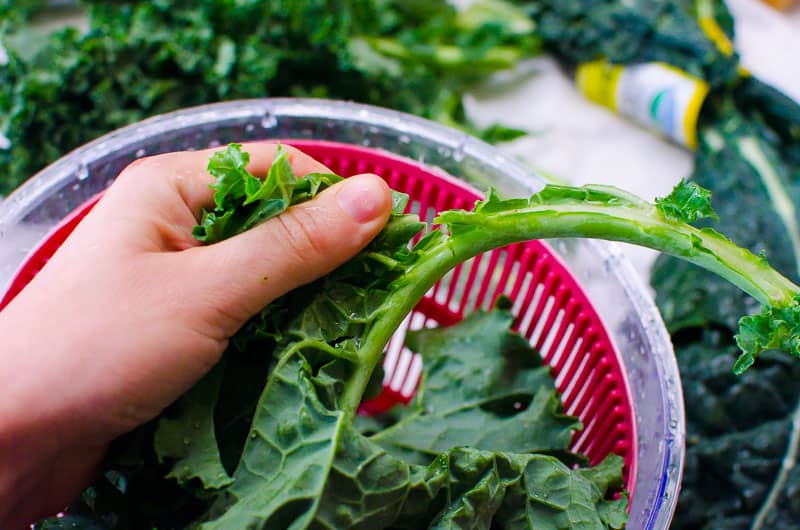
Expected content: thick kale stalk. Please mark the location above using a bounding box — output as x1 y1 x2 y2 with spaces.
200 144 800 417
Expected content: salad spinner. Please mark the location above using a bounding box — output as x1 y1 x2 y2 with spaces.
0 99 684 529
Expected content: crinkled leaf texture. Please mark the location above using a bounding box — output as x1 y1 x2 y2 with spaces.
51 144 757 528
371 306 580 463
735 294 800 374
655 179 719 224
0 0 537 194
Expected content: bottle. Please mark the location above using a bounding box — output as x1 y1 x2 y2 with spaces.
574 60 710 150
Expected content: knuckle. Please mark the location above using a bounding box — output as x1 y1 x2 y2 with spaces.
275 207 328 263
115 153 172 187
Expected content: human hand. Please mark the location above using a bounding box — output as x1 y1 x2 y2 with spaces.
0 143 392 528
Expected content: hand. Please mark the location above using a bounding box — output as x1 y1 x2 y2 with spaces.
0 143 392 528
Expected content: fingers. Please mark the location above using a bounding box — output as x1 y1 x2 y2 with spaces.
180 173 393 335
111 142 332 217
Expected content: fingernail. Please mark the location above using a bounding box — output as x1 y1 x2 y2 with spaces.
336 174 387 223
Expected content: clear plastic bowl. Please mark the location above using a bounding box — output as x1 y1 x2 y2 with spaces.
0 99 684 529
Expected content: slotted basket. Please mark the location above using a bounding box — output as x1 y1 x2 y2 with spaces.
0 99 684 529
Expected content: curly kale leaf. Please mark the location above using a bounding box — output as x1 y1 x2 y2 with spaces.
193 144 342 243
0 0 537 194
655 179 719 224
735 295 800 374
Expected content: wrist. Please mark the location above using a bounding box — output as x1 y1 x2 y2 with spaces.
0 303 100 527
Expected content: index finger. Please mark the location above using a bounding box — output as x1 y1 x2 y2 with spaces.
118 142 333 218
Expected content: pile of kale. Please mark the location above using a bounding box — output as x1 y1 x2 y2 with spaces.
0 0 535 194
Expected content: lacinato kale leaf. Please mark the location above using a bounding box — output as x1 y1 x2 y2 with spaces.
521 2 800 523
524 0 739 86
648 90 800 528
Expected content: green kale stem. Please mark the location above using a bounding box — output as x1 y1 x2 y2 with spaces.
339 184 800 418
365 37 527 73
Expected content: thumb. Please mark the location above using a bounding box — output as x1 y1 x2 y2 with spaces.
182 173 393 334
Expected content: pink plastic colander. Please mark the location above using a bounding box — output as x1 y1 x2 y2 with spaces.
0 139 636 492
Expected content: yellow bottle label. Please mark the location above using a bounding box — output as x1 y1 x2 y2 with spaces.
576 60 710 150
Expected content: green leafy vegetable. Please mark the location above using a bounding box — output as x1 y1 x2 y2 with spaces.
655 179 719 224
517 1 800 524
40 143 800 529
154 365 232 491
0 0 538 194
193 144 342 243
371 307 579 462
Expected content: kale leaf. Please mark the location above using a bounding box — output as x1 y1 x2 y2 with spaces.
655 180 719 224
650 88 800 530
0 0 536 194
371 306 579 463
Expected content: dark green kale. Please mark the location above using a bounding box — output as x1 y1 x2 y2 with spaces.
650 94 800 528
522 0 739 86
511 1 800 526
0 0 536 194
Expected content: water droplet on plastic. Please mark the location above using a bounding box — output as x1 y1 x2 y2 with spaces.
452 146 465 162
513 401 523 410
250 432 257 439
437 146 451 157
76 165 90 181
245 123 255 133
398 134 411 144
208 139 221 148
261 112 277 129
135 148 146 158
183 437 191 445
